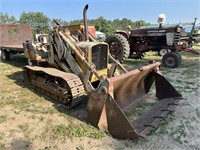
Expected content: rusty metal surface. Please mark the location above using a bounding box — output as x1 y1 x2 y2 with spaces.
105 63 182 139
0 24 32 48
88 62 182 139
176 45 200 55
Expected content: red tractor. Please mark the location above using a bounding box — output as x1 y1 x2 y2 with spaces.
105 17 199 68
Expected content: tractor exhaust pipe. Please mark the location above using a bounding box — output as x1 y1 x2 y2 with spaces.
83 4 89 41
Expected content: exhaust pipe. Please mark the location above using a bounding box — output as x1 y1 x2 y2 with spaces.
83 4 89 41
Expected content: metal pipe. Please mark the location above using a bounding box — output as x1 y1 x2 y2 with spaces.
189 18 197 38
83 4 89 42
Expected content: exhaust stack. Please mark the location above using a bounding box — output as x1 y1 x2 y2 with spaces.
83 4 89 41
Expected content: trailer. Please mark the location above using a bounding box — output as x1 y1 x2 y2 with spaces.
0 24 32 61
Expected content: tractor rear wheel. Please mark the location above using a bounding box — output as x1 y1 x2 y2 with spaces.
105 34 130 63
162 52 181 68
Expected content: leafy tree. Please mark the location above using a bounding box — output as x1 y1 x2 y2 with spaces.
70 19 83 25
95 16 113 35
50 16 151 36
19 12 50 34
0 12 18 24
134 20 151 28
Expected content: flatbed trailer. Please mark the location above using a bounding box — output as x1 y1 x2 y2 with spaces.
0 24 32 60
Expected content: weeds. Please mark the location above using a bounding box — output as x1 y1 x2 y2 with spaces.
0 143 5 150
195 108 200 118
18 123 31 139
169 122 188 144
52 123 106 140
0 133 5 150
0 115 7 124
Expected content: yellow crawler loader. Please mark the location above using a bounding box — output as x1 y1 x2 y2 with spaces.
23 5 182 139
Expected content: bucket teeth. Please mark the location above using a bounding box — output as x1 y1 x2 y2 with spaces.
88 62 182 140
144 124 156 128
161 109 174 112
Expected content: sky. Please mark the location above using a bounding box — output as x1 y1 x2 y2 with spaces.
0 0 199 24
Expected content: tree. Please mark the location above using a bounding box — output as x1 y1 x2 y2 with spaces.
95 16 113 35
19 12 50 35
134 20 151 28
0 12 18 24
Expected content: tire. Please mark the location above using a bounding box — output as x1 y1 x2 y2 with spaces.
162 52 181 68
105 34 130 63
1 50 10 61
174 51 182 63
158 49 170 56
129 52 145 59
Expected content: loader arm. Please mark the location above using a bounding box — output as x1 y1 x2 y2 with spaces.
51 18 128 94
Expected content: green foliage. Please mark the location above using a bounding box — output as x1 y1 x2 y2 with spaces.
0 12 18 24
94 16 113 35
19 12 50 35
1 11 151 37
53 16 151 36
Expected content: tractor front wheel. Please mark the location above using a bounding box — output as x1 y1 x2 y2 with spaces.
162 52 181 68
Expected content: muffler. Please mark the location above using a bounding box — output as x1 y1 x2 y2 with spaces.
87 62 182 139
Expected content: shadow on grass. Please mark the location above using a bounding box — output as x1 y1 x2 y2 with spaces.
7 69 89 124
0 54 28 68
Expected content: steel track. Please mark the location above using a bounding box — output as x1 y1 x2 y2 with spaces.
23 66 86 109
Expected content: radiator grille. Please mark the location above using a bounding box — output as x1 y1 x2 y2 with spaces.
92 44 108 70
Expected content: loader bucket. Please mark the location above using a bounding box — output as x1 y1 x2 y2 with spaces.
87 62 182 139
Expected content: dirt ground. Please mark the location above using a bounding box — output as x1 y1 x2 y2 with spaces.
0 49 199 150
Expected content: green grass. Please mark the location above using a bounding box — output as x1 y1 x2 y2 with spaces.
52 123 106 140
0 143 5 150
0 115 7 124
125 101 155 120
195 108 200 118
169 121 188 144
18 123 31 140
0 133 5 150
